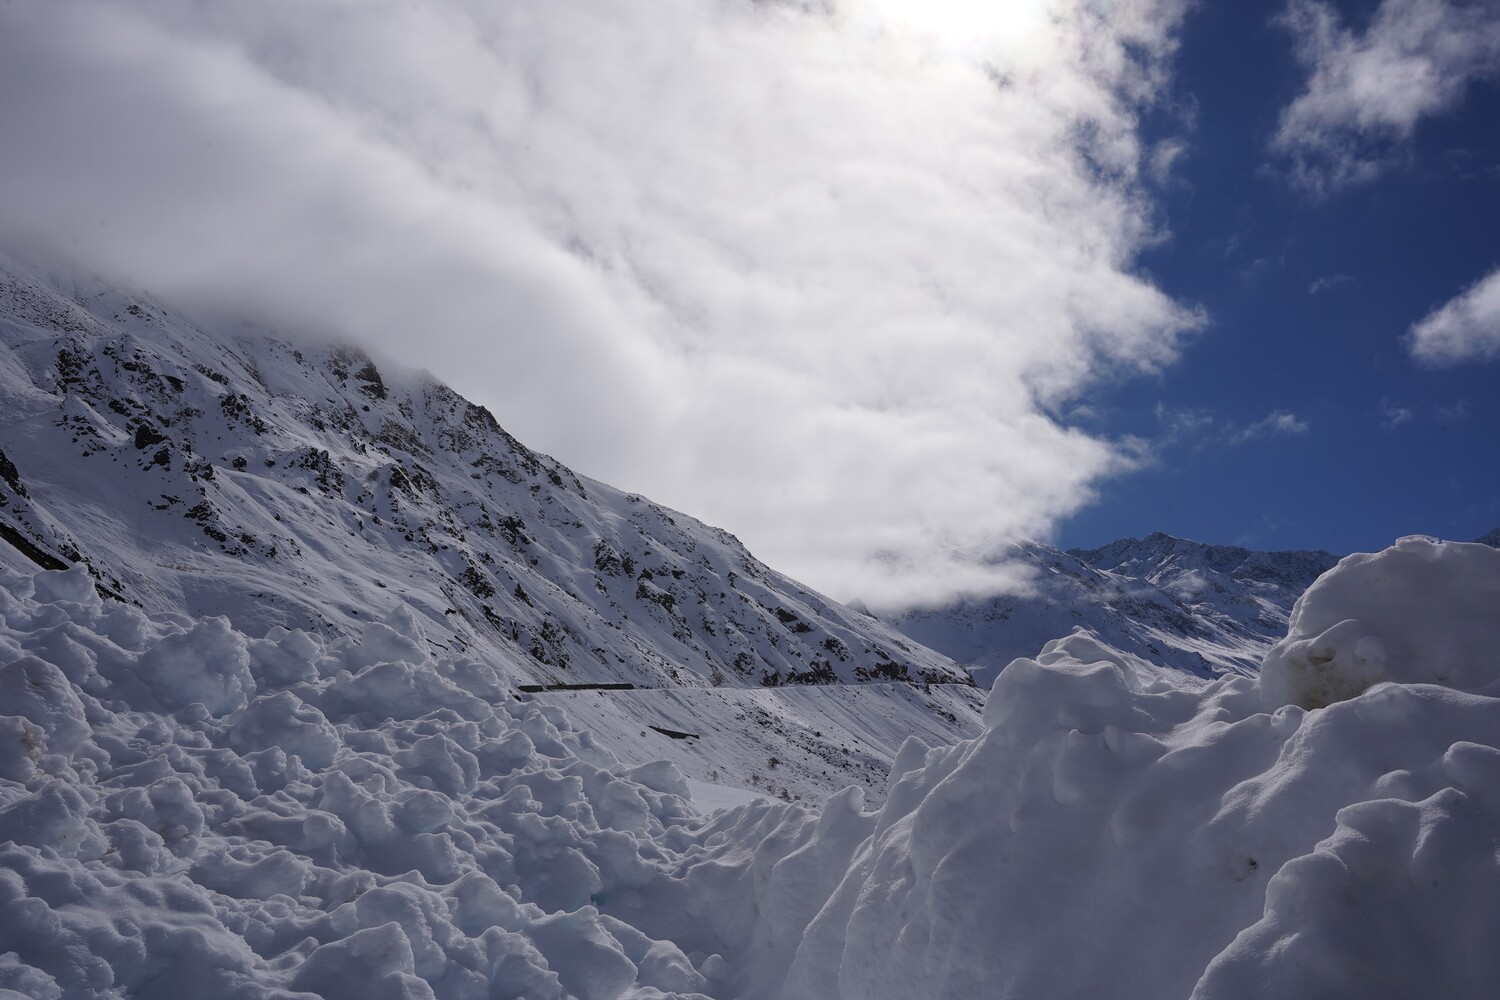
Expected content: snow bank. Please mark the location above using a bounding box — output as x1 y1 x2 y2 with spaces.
1261 535 1500 709
0 564 719 999
757 539 1500 999
4 535 1499 999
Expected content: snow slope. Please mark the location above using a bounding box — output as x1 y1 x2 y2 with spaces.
0 253 960 693
892 534 1340 684
0 253 978 803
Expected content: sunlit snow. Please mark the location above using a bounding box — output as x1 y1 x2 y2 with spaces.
4 537 1500 998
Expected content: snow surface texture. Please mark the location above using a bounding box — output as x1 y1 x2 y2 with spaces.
781 537 1500 999
1261 535 1500 710
0 563 725 999
893 534 1339 685
6 539 1500 998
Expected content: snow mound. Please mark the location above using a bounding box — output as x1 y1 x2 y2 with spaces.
1261 535 1500 709
757 540 1500 999
5 536 1500 999
0 564 721 999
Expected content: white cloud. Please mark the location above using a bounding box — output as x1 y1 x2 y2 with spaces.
1308 273 1356 294
0 0 1198 610
1435 399 1473 424
1409 267 1500 365
1147 404 1309 453
1273 0 1500 192
1382 398 1416 429
1232 410 1310 444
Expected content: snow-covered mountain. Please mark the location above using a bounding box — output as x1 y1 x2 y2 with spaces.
0 254 960 693
7 253 1500 1000
0 253 983 805
890 533 1340 684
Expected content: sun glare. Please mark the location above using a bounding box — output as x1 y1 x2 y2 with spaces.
859 0 1056 59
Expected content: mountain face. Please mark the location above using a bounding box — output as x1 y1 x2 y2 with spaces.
0 253 988 806
0 253 963 696
891 533 1341 685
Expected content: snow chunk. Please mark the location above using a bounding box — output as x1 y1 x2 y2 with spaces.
225 691 340 769
0 657 90 759
29 565 99 609
1262 536 1500 709
290 922 436 1000
133 615 255 716
526 907 640 1000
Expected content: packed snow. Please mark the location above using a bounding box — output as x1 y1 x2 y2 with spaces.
1261 534 1500 709
4 535 1500 998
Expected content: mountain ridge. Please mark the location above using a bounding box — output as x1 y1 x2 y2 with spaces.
890 531 1343 684
0 252 963 695
0 251 983 804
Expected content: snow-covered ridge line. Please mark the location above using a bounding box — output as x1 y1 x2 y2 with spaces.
892 532 1344 683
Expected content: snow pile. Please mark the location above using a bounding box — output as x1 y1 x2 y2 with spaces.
4 536 1499 999
0 563 723 999
1261 535 1500 709
762 539 1500 999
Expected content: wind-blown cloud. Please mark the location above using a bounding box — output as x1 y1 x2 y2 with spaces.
1234 410 1310 443
0 0 1197 609
1153 405 1310 450
1382 398 1416 429
1308 273 1356 294
1409 267 1500 364
1273 0 1500 192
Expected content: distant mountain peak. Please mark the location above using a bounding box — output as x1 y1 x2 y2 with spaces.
894 532 1342 686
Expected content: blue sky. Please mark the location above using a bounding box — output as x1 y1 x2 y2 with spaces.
1060 0 1500 555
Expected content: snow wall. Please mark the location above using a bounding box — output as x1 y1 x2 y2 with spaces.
2 535 1499 999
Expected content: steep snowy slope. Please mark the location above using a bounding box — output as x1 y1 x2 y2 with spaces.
0 254 960 693
0 252 978 803
891 534 1339 683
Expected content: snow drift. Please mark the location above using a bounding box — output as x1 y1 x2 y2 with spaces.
0 562 721 999
770 536 1500 999
3 536 1499 999
1261 534 1500 709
